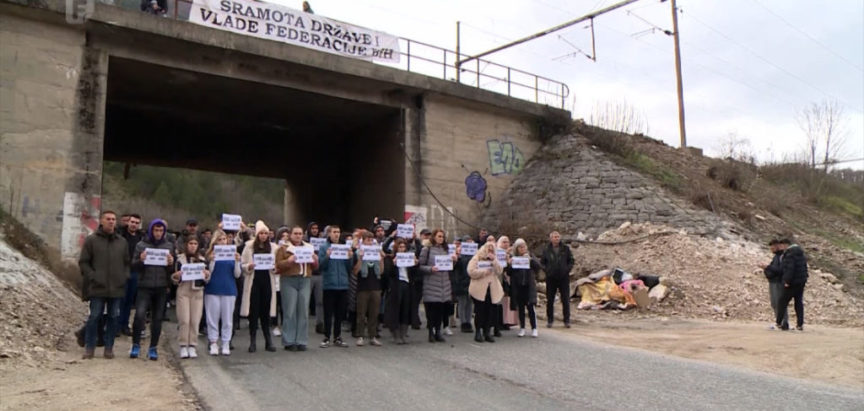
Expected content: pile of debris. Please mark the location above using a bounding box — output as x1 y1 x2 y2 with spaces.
542 222 863 327
0 233 86 366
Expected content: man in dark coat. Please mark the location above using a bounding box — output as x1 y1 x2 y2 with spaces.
776 238 808 331
78 210 130 359
540 231 574 328
762 239 788 329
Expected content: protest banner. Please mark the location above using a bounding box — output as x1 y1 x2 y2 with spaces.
181 263 206 281
253 253 275 270
294 246 315 264
396 224 414 239
511 257 530 269
396 252 415 268
361 245 381 261
189 0 401 63
222 214 242 231
434 255 453 271
214 245 237 261
144 248 169 266
330 244 350 260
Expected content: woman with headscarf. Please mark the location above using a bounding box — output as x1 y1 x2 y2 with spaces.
240 221 278 353
418 229 456 343
467 241 504 343
506 238 541 338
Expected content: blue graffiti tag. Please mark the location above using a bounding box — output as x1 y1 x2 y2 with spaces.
465 171 487 203
487 139 525 176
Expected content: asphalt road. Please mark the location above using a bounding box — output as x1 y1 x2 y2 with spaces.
169 321 864 411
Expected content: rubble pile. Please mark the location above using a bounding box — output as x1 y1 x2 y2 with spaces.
0 233 86 366
545 222 863 327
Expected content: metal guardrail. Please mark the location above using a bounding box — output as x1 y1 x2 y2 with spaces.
130 0 570 108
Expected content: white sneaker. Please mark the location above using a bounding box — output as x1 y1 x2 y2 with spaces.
531 329 538 338
443 327 453 336
209 343 219 356
188 346 198 358
220 342 231 356
517 328 526 337
356 337 366 346
179 346 189 359
272 326 281 337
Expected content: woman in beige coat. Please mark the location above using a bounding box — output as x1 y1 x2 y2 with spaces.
240 221 278 352
467 242 503 343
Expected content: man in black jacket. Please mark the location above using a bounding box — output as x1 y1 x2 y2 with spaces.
540 231 574 328
119 213 144 336
78 211 130 359
776 238 808 331
762 239 788 330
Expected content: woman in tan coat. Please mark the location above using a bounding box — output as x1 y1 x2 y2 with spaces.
467 242 503 343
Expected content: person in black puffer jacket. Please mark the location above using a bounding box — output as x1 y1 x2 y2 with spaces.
775 239 808 331
762 239 788 329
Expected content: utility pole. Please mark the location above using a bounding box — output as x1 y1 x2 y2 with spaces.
670 0 687 148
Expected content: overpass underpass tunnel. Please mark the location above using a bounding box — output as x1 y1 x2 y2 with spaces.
102 57 405 229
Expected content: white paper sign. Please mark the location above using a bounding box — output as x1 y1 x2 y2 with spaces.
434 255 453 271
477 261 493 270
294 246 315 264
181 263 206 281
396 252 416 268
511 257 530 269
396 224 414 239
189 0 402 63
361 245 381 261
448 244 457 257
222 214 242 231
214 245 236 261
329 244 350 260
309 237 326 249
496 249 508 268
144 248 169 266
461 242 478 256
253 253 275 270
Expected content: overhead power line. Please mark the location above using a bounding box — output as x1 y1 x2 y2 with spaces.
749 0 863 73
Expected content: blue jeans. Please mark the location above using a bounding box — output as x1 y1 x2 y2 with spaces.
85 297 121 350
280 276 311 346
120 271 138 331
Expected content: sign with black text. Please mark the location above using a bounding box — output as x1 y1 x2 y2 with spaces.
434 255 453 271
181 263 206 281
496 249 508 268
189 0 401 63
222 214 242 231
396 224 414 239
214 245 236 261
309 237 326 249
144 248 169 266
511 257 530 269
461 242 478 256
253 253 275 270
294 246 315 264
361 245 381 261
329 244 350 260
396 252 415 268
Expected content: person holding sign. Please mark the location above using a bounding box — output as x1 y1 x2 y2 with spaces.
497 236 519 333
275 226 319 351
304 222 326 335
203 231 242 356
351 231 385 347
468 242 504 343
317 225 354 348
384 239 416 344
506 239 541 338
418 229 456 343
454 236 475 334
240 221 279 353
130 219 175 361
171 237 211 359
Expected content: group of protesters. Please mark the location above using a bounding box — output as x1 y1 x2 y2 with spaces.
77 211 576 360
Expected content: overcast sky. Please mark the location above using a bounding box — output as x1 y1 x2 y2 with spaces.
273 0 864 169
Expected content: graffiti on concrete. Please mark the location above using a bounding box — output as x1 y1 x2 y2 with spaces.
405 204 458 237
404 204 428 231
61 192 101 260
487 139 525 176
465 171 487 202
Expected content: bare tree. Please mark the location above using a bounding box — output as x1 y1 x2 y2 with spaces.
796 99 846 171
589 99 649 135
717 132 755 164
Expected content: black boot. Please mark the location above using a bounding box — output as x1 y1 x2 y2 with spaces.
484 328 495 343
474 328 483 343
248 331 257 353
493 325 501 338
399 325 409 345
434 327 446 343
428 329 435 343
264 330 276 352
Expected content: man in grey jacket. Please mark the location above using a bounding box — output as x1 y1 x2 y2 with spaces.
130 218 175 360
78 210 130 359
